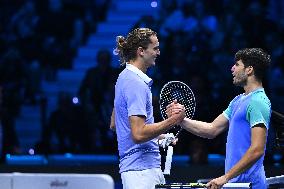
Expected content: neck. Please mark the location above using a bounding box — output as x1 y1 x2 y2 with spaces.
243 80 263 95
129 60 147 73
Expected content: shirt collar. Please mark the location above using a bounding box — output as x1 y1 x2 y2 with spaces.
243 87 264 97
126 63 153 86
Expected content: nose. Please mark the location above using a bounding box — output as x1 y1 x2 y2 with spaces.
157 49 160 56
231 65 235 72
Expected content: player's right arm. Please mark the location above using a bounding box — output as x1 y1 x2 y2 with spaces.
180 113 229 139
167 101 229 139
130 105 185 144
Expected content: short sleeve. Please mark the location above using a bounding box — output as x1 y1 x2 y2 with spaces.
223 95 241 120
246 99 270 129
124 80 148 117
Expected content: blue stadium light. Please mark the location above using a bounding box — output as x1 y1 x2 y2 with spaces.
113 48 119 55
72 97 79 104
151 1 158 8
65 153 72 158
29 148 35 155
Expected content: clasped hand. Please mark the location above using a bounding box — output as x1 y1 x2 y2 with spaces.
166 100 185 125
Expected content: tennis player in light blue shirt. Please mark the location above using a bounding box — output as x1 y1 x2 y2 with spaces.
224 88 271 188
115 64 160 173
167 48 271 189
110 28 185 189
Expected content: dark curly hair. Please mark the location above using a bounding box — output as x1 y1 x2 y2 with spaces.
115 28 157 65
235 48 271 81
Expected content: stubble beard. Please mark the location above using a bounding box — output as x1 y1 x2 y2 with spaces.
233 73 247 87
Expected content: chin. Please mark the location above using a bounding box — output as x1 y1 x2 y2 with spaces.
234 81 245 87
233 80 239 86
148 61 156 67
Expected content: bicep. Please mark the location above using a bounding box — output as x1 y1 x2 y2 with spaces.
129 115 146 138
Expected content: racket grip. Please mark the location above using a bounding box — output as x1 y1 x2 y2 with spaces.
163 146 173 175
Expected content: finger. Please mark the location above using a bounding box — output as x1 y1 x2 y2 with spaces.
171 138 178 145
207 184 215 189
206 181 213 187
177 104 184 109
172 108 182 113
166 108 170 113
206 181 217 189
166 106 173 112
166 103 173 109
206 183 211 189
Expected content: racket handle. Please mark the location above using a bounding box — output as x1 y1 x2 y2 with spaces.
175 128 183 138
163 146 173 175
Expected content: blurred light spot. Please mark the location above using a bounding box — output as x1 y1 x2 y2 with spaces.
72 97 79 104
65 153 72 158
151 1 158 8
29 148 35 155
113 48 119 55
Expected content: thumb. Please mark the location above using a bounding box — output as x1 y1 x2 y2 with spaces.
173 99 178 104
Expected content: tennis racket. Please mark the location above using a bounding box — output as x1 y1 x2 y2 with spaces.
156 182 252 188
271 110 284 148
159 81 196 175
155 182 206 188
160 81 196 137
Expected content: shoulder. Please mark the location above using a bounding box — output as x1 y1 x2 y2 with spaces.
229 94 243 105
246 90 271 121
249 90 271 108
117 70 147 90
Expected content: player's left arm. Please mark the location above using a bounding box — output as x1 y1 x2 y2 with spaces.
225 124 267 179
110 108 116 131
207 124 267 188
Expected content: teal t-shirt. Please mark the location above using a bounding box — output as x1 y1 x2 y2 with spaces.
223 88 271 189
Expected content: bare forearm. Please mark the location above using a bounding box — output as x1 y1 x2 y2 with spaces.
181 114 228 139
225 147 264 181
132 103 185 143
181 118 216 139
132 116 179 143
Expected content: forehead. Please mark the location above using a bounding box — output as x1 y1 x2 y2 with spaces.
149 35 159 46
236 59 244 66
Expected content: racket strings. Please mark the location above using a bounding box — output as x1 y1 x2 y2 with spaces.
160 82 195 120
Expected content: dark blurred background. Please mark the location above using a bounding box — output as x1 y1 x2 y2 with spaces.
0 0 283 187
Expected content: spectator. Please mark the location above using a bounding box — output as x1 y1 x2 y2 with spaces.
37 91 88 154
78 49 119 152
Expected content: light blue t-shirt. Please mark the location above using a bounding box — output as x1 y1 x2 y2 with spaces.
114 64 160 173
223 88 271 189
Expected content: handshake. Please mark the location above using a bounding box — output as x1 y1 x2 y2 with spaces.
158 100 186 148
166 100 186 127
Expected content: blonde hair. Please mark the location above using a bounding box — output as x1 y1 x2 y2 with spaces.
115 28 157 65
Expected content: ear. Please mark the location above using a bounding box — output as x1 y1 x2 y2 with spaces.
246 66 254 75
137 47 144 57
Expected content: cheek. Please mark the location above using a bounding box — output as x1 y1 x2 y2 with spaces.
239 72 247 79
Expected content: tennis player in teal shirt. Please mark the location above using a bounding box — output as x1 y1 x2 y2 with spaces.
167 48 271 189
